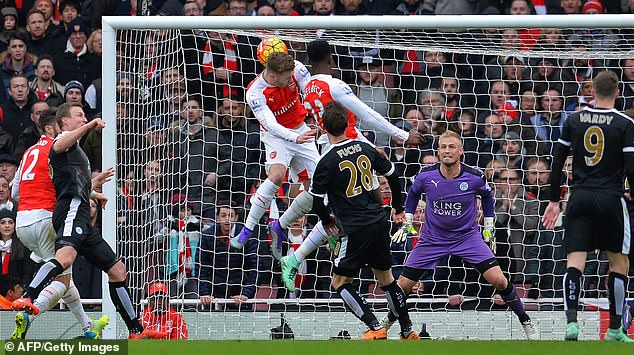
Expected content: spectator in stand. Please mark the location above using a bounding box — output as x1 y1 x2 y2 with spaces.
392 0 425 15
60 1 80 29
175 96 218 215
53 17 100 87
0 208 35 285
274 0 299 15
34 0 58 27
313 0 335 15
183 0 202 16
226 0 248 15
138 282 188 339
539 28 566 51
0 275 23 309
29 55 64 107
497 99 544 157
198 202 258 310
388 121 423 189
563 41 593 101
335 0 368 15
495 131 526 169
418 88 446 137
509 0 540 50
530 57 576 102
0 175 13 210
26 9 53 56
568 1 620 67
530 88 568 153
519 88 539 120
1 76 38 150
63 80 84 105
0 155 18 188
421 0 477 14
619 58 634 110
215 93 260 206
256 4 276 15
0 32 36 105
500 56 529 97
476 113 505 168
0 7 18 53
295 0 314 15
494 168 539 282
156 196 201 298
86 29 102 57
560 0 581 14
14 101 49 158
477 80 510 118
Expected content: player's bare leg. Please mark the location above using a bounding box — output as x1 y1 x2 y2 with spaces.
482 265 539 340
603 252 633 342
231 164 286 249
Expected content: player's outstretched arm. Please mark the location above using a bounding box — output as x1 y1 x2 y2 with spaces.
247 93 305 143
53 118 105 153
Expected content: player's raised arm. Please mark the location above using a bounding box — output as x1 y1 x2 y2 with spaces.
52 106 104 153
247 91 302 143
330 80 416 144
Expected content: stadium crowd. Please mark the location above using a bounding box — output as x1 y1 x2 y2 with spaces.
0 0 634 315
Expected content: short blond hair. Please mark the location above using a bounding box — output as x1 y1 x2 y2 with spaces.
438 130 463 146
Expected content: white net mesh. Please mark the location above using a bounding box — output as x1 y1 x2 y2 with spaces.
110 24 634 340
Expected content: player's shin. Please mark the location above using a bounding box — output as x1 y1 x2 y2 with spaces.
498 282 530 323
336 283 382 331
279 191 313 229
63 281 92 332
563 267 582 324
33 280 67 316
293 221 328 263
24 259 65 299
109 281 143 334
607 272 628 330
381 281 413 334
245 179 280 230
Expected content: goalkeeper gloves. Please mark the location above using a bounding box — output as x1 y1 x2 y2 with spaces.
482 217 496 254
391 213 416 244
327 233 339 253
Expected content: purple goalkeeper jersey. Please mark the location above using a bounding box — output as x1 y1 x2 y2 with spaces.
405 162 495 240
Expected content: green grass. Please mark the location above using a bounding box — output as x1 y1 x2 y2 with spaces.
126 340 632 355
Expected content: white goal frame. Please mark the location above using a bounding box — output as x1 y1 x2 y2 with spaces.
100 14 634 340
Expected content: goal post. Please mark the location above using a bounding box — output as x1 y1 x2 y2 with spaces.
100 14 634 340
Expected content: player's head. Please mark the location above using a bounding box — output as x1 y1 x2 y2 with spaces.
39 107 59 137
265 52 295 88
592 70 619 101
307 39 332 67
437 130 463 166
56 103 86 131
322 101 348 137
147 282 170 314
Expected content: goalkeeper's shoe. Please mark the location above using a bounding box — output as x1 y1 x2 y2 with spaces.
379 314 396 331
359 328 387 340
564 322 578 341
85 315 109 339
623 300 633 332
400 330 420 340
11 311 30 340
280 254 300 292
11 298 39 315
520 319 539 340
604 327 634 342
268 220 287 261
230 226 254 250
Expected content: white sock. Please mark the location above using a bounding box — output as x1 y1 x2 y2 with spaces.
62 281 92 332
31 280 67 323
245 179 280 230
293 221 329 263
279 191 313 229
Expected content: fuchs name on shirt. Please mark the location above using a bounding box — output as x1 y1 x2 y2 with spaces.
336 143 362 158
579 113 614 125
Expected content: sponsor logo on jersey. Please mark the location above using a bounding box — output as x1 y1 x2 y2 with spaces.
272 98 298 116
460 182 469 191
431 179 439 188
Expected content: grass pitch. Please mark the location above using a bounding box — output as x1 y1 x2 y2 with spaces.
127 340 630 355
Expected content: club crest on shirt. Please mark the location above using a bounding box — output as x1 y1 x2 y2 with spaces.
270 151 277 159
459 182 468 191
